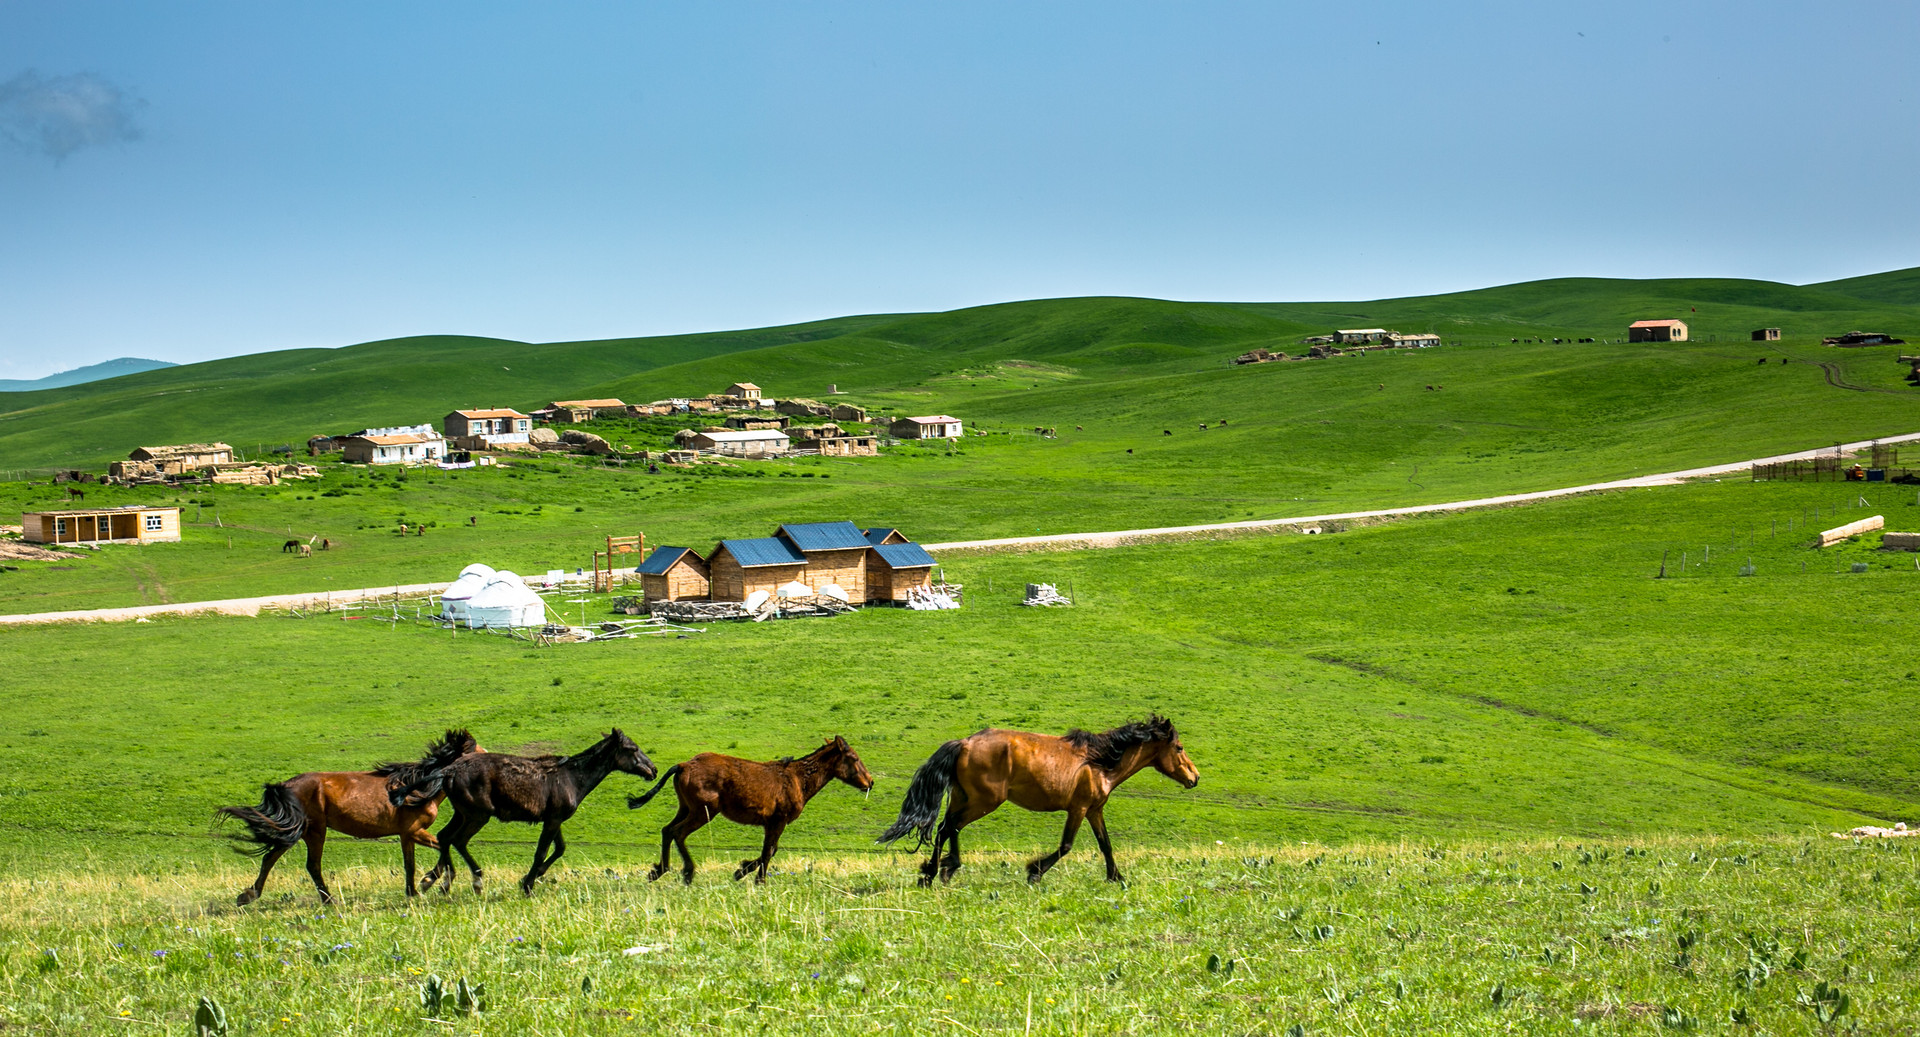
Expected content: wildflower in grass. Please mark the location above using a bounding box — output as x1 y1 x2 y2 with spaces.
151 949 167 959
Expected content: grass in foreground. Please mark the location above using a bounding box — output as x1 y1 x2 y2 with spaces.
3 839 1916 1035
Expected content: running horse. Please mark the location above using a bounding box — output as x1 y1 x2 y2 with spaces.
878 715 1197 886
393 729 655 896
626 736 873 884
218 729 483 904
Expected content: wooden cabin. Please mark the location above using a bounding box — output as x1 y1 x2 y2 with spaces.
866 540 937 602
708 537 808 601
726 382 762 400
863 527 910 546
636 546 710 602
775 521 871 601
1751 328 1782 341
22 505 181 545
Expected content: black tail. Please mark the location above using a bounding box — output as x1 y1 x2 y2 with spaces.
876 740 964 848
217 783 306 855
626 764 682 809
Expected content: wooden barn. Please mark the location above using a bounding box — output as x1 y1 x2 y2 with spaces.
865 540 937 602
636 546 710 602
1628 319 1689 342
707 537 808 601
775 521 871 600
22 505 181 545
863 527 910 546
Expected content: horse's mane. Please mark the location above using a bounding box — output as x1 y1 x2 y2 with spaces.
1062 715 1175 771
374 728 478 787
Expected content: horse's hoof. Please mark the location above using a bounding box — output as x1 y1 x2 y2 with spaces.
680 873 694 886
646 868 666 883
916 875 934 889
235 890 257 907
732 868 748 882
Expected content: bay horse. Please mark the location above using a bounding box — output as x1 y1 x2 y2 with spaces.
626 736 873 884
217 729 482 905
394 729 655 896
878 715 1197 886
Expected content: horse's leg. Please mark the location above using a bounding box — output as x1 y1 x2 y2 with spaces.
735 822 784 883
522 820 565 895
919 794 965 887
649 805 690 882
402 833 419 897
934 795 994 885
674 807 712 885
1087 804 1122 883
1027 805 1086 883
422 812 460 891
237 843 291 906
939 828 963 884
452 817 489 894
303 827 334 904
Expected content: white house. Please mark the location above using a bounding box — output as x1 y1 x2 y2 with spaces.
890 415 964 439
687 429 792 457
340 426 447 465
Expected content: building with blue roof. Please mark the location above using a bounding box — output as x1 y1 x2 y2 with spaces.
636 546 709 602
708 537 808 601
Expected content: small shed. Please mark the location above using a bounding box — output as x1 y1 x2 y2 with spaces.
830 403 868 422
863 527 910 546
22 505 181 545
726 382 762 400
866 540 937 602
708 537 808 601
775 398 832 417
637 546 710 602
890 415 964 439
1751 328 1782 341
776 521 871 601
1333 329 1388 345
812 434 878 457
688 429 791 457
1628 319 1689 342
340 430 447 465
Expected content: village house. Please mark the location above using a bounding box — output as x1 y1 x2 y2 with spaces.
128 443 233 470
533 399 626 423
444 408 532 449
686 428 791 457
707 537 808 602
890 414 964 439
723 414 790 430
1628 319 1689 342
22 505 181 545
809 433 878 457
635 546 711 602
1333 329 1389 345
775 398 832 417
726 382 762 400
340 425 447 465
1385 332 1442 348
830 403 868 423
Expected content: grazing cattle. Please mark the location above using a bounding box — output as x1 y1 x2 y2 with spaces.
879 716 1198 886
628 737 873 884
282 539 300 553
219 730 483 904
1426 385 1435 391
1198 423 1207 431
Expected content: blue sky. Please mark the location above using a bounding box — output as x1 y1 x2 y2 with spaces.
1 2 1916 379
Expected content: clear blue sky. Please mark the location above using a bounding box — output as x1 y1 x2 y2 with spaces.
2 2 1916 379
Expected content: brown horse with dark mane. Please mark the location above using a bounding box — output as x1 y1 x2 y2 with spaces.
218 729 482 905
878 715 1197 886
627 736 874 884
392 729 655 896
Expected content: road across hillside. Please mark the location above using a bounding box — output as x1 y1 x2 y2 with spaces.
5 430 1917 627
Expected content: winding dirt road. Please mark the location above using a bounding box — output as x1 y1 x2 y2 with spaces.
5 430 1917 627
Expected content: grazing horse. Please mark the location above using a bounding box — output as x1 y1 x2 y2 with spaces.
626 736 873 884
878 715 1198 886
395 729 656 896
65 487 84 502
217 729 482 905
282 539 299 553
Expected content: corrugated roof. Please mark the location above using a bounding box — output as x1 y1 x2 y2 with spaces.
873 542 938 568
717 537 807 568
636 546 700 575
551 399 626 409
351 433 442 445
452 408 528 419
901 415 961 424
778 521 870 551
1629 319 1686 328
863 527 902 545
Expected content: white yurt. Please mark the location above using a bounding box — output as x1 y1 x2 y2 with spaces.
439 563 496 624
465 570 547 629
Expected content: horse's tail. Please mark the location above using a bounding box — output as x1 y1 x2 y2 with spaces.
626 764 682 810
217 783 306 855
876 739 965 848
377 728 479 804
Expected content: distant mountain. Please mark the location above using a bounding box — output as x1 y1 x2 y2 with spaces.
0 357 178 393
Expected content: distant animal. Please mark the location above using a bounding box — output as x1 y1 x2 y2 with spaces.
415 525 426 537
1198 423 1207 431
1426 385 1435 391
397 523 408 535
468 516 478 526
628 737 873 884
1757 357 1768 364
1378 383 1386 390
282 539 300 553
65 487 83 502
1218 419 1228 426
1075 425 1083 431
1162 430 1172 436
1126 448 1133 455
320 538 330 551
878 715 1198 886
218 729 483 904
298 543 312 557
395 729 656 896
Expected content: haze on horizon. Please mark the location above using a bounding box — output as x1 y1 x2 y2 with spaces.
1 1 1916 381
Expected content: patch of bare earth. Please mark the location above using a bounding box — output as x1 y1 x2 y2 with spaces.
0 540 82 562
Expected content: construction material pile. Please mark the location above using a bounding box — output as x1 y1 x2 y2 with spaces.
1022 582 1073 607
905 586 960 610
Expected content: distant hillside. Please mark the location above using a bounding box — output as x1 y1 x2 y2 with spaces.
3 271 1919 473
1809 266 1920 307
0 357 177 393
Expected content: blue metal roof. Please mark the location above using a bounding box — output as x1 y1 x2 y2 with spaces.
718 537 807 568
862 527 902 546
636 546 700 575
872 542 937 568
777 520 870 552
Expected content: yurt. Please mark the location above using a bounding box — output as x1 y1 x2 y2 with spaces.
439 563 496 624
465 570 547 629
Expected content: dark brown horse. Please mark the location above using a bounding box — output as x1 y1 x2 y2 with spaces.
878 715 1197 886
627 736 873 884
394 729 655 896
218 729 482 905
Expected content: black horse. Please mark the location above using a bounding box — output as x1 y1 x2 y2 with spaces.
392 729 655 895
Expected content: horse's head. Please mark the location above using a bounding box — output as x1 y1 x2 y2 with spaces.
606 728 658 781
827 735 874 791
1150 719 1199 789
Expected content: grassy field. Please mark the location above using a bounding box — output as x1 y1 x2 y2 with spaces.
4 838 1914 1035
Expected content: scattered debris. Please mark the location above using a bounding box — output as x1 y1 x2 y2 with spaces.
905 586 960 610
1832 822 1913 839
1022 582 1073 607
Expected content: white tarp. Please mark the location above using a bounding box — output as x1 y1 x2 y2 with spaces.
776 581 813 599
439 563 497 623
466 570 547 628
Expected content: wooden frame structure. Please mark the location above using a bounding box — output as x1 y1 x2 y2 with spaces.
592 533 645 592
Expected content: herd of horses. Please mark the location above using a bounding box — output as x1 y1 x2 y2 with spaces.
218 716 1198 903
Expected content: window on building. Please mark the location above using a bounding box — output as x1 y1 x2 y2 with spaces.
54 518 67 536
145 513 164 531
